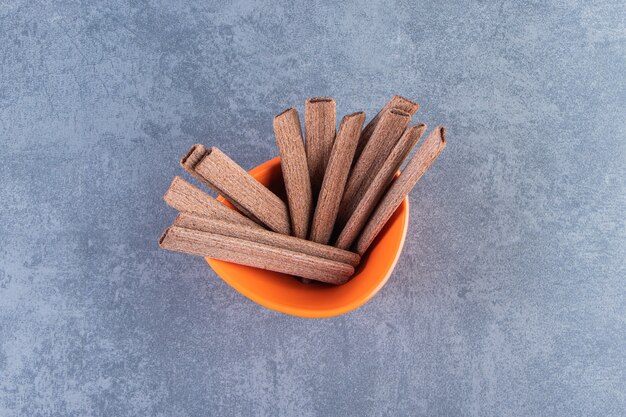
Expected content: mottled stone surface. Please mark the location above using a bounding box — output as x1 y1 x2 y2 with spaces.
1 1 624 416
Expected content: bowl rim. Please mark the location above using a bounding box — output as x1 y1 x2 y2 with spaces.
207 157 409 318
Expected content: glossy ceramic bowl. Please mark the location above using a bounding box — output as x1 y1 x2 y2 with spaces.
206 157 409 318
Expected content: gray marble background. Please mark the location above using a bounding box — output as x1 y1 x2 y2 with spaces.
1 0 625 416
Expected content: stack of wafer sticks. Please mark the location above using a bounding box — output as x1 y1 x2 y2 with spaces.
159 96 446 285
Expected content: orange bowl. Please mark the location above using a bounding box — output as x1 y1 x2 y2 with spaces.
206 157 409 318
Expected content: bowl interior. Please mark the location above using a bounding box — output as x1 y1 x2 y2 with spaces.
207 157 409 318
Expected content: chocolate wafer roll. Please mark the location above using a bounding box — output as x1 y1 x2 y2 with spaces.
174 213 360 266
355 126 446 255
305 97 336 196
308 112 365 244
335 124 426 249
159 226 354 285
180 145 291 235
354 95 419 161
164 176 260 228
337 109 411 228
274 108 313 239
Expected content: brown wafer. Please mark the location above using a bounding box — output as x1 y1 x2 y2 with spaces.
174 213 360 266
180 145 291 235
163 176 260 228
308 112 365 244
354 95 419 162
159 226 354 285
273 108 313 238
335 124 426 249
337 108 411 228
355 126 446 255
305 97 336 196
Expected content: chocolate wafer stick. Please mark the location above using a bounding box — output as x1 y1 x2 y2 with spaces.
355 126 446 255
273 108 313 239
159 226 354 284
174 213 360 266
308 112 365 244
164 176 260 228
305 97 336 196
354 95 419 162
180 145 291 235
337 109 411 228
335 124 427 249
